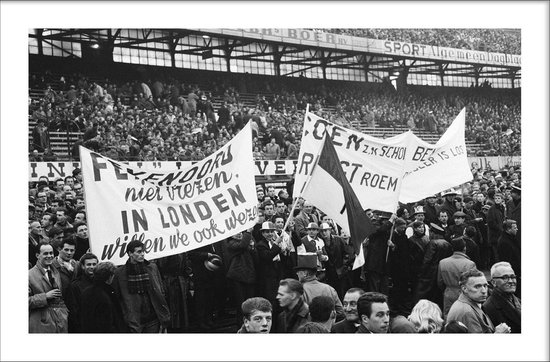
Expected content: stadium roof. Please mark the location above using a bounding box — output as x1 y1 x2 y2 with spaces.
30 28 521 84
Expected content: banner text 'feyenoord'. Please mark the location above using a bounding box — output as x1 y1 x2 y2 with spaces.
80 123 257 265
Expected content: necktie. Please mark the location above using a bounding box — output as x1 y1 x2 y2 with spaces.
47 269 57 289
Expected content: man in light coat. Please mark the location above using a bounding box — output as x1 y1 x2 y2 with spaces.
446 268 510 334
437 238 476 317
29 242 69 333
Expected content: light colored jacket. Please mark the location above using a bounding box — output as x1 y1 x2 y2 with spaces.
437 252 476 317
29 264 68 333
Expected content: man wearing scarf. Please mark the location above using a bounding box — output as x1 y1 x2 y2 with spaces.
274 278 310 333
112 240 170 333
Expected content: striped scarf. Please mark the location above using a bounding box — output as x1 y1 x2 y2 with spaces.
126 259 150 294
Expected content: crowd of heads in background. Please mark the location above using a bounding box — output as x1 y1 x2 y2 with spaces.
29 67 520 163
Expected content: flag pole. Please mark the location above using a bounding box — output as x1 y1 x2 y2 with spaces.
283 103 315 232
385 204 399 264
283 127 323 232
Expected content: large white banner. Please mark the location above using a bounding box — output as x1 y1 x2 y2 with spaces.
294 109 474 211
400 109 473 203
294 111 412 213
80 124 258 265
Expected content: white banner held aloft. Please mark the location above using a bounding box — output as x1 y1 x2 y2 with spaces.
80 123 258 265
294 111 412 213
399 108 473 203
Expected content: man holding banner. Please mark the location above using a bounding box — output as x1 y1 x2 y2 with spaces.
79 122 258 266
111 239 170 333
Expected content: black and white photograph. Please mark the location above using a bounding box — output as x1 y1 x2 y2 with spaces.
1 2 548 361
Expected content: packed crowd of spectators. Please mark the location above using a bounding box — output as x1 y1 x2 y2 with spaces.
28 161 521 334
28 69 520 163
317 28 521 55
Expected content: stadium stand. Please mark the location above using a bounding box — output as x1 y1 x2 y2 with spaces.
28 68 520 161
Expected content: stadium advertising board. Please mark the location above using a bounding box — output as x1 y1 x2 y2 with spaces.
29 157 520 182
80 124 258 265
207 28 521 67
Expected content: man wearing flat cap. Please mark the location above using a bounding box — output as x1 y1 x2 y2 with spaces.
449 211 468 240
300 222 329 273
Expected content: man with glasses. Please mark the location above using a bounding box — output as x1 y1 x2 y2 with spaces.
497 219 521 298
446 268 511 333
483 262 521 333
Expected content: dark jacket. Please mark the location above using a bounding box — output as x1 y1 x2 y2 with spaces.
505 199 521 232
225 232 256 284
111 261 170 332
296 321 329 333
483 288 521 333
81 282 127 333
274 299 310 333
423 203 439 226
65 274 93 333
462 236 481 267
331 318 358 333
415 237 452 302
188 242 225 287
365 220 392 274
497 231 521 277
322 233 351 283
256 238 283 301
390 230 413 281
487 203 505 246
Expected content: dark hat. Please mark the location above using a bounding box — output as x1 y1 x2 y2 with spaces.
306 222 319 230
204 254 222 272
463 196 473 203
453 211 467 219
511 185 521 194
72 168 82 176
260 221 276 231
294 253 318 270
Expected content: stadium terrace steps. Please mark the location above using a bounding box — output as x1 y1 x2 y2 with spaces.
28 85 487 158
